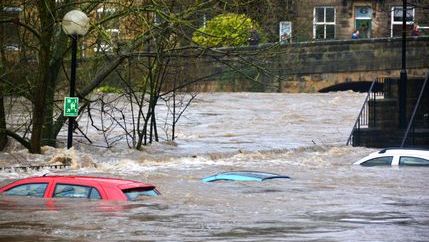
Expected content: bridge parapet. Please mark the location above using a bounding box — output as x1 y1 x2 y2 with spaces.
183 37 429 92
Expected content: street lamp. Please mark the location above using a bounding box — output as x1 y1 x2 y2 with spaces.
62 10 89 149
399 0 408 128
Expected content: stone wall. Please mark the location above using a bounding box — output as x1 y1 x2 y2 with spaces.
183 37 429 92
292 0 429 41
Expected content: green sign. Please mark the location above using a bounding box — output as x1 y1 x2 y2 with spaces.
64 97 79 117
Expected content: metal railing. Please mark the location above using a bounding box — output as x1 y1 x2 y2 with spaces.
346 78 384 146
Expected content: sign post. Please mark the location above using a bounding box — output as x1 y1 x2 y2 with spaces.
64 96 78 149
64 97 79 117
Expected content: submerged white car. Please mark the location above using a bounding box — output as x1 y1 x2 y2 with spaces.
354 148 429 166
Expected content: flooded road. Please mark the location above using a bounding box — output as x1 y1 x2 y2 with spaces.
1 92 428 241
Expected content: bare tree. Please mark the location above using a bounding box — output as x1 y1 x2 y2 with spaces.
1 0 285 153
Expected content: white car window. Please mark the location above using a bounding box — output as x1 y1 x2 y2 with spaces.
361 156 393 166
399 156 429 166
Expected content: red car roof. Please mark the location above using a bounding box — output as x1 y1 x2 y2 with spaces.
50 175 155 190
0 175 157 201
47 175 151 185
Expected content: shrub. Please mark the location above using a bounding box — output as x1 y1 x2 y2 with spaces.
192 13 264 47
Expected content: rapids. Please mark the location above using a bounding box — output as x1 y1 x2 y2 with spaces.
1 92 428 241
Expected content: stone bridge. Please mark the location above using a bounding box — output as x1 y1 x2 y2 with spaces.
183 36 429 92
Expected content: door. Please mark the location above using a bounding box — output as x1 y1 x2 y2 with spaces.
355 6 372 39
356 19 371 39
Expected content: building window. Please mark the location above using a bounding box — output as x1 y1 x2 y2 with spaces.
313 7 336 40
94 7 119 53
391 6 414 37
1 7 22 51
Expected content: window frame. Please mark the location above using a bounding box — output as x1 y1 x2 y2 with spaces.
1 7 22 51
122 187 160 201
399 156 429 166
313 6 336 40
361 156 393 166
391 6 415 37
4 183 48 197
354 6 373 38
53 183 101 200
355 6 373 20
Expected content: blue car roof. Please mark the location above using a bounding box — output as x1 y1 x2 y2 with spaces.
202 171 290 182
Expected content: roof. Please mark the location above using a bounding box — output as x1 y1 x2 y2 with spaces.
17 175 154 188
202 171 290 182
377 148 429 157
354 148 429 165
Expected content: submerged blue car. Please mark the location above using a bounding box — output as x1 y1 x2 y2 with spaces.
202 171 290 182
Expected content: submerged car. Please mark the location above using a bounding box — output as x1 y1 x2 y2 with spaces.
202 171 290 182
353 148 429 166
0 175 159 201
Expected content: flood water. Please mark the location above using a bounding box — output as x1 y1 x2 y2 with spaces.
1 92 428 241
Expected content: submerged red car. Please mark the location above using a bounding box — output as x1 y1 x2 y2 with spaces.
0 175 159 201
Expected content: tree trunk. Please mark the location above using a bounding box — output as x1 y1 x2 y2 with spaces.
0 2 7 150
41 48 66 147
0 90 7 150
30 55 50 153
41 79 56 147
30 1 55 153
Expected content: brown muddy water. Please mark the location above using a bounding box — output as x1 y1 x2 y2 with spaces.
0 92 428 241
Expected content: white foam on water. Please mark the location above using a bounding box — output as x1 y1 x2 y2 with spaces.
1 92 369 176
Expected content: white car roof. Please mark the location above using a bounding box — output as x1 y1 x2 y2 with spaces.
378 148 429 156
354 148 429 165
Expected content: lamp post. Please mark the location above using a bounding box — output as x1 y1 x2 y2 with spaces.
62 10 89 149
399 0 408 128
